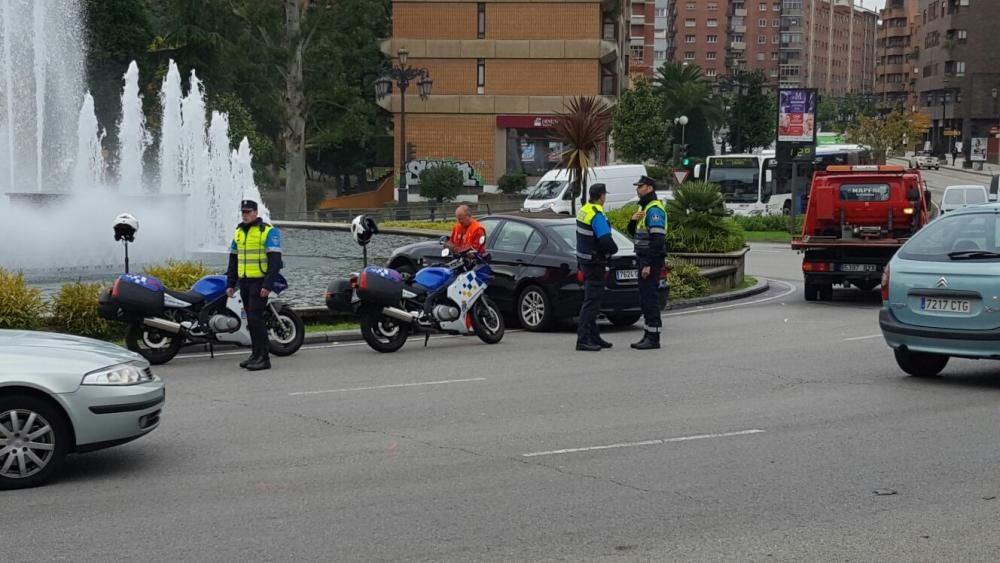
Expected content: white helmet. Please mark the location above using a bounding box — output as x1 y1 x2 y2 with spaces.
113 213 139 242
350 215 378 246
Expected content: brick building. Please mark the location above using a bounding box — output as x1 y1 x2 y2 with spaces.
875 0 921 112
383 0 629 192
629 0 671 80
915 0 1000 158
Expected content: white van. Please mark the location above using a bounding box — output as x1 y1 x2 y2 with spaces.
521 164 648 215
940 184 988 214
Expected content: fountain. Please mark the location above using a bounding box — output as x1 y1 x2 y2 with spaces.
0 0 268 277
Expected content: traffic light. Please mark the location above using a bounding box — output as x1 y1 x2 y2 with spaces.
405 142 416 162
680 144 690 167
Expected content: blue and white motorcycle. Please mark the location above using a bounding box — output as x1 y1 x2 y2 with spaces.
98 273 305 365
332 241 505 353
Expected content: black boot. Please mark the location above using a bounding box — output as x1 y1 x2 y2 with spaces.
630 334 651 349
246 355 271 371
595 337 613 349
576 342 601 352
633 331 660 350
239 354 258 369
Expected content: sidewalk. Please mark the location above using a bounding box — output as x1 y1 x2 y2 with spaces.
893 153 999 178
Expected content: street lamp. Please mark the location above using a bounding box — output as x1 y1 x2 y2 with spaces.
375 47 433 219
674 115 689 145
993 87 999 164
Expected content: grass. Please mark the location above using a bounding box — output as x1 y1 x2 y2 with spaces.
743 231 792 242
305 321 358 333
380 220 452 232
738 275 758 290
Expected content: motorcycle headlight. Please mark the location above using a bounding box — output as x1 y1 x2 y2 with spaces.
82 362 154 386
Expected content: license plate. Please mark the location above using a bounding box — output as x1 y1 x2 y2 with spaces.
920 297 972 313
839 263 879 272
615 269 638 281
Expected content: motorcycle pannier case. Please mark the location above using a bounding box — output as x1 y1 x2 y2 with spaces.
112 274 166 315
325 278 357 313
356 267 403 307
96 287 125 321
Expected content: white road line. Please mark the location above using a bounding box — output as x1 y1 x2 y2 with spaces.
521 428 765 458
288 377 486 396
663 279 796 317
843 334 883 342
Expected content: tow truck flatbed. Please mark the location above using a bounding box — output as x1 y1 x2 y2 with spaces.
791 236 911 250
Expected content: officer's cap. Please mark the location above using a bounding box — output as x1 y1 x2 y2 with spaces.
633 175 657 189
240 200 258 211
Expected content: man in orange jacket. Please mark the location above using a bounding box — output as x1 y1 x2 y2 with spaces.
448 205 487 257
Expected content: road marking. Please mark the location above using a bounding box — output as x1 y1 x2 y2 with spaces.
843 334 883 342
288 377 486 396
521 428 765 458
663 279 796 318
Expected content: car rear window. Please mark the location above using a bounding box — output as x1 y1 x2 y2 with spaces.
839 184 890 202
966 189 987 204
898 212 1000 262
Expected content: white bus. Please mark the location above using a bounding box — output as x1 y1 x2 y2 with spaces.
693 145 871 216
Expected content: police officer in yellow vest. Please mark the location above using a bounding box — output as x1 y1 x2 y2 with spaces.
576 184 618 352
627 175 667 350
226 200 282 371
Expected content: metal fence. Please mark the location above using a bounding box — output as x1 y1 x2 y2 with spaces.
273 200 527 223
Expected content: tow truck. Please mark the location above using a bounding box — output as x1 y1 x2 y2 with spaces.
791 165 931 301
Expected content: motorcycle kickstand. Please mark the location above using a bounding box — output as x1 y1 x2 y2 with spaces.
209 341 215 359
424 332 430 347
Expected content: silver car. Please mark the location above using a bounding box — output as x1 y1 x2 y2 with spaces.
0 330 165 489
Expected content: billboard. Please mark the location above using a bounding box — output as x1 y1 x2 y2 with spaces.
777 89 818 143
971 137 988 162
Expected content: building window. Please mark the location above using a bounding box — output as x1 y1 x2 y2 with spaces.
945 60 965 76
707 35 718 43
773 3 781 11
758 35 767 44
685 35 696 43
685 52 696 60
773 18 781 27
630 46 645 62
707 52 718 60
708 2 719 10
655 7 667 17
708 19 718 27
771 52 779 60
686 18 696 27
759 2 767 11
477 58 485 94
686 2 695 9
706 68 718 77
654 50 666 61
477 2 485 39
759 18 767 27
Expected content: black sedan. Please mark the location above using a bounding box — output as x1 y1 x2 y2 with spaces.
385 213 669 331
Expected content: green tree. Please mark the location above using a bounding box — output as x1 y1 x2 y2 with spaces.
497 173 528 194
552 96 613 214
726 71 775 153
845 110 915 164
611 75 670 163
653 63 723 158
419 164 464 203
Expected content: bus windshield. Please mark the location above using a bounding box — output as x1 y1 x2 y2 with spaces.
707 157 760 203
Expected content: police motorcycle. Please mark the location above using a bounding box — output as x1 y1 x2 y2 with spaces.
326 215 504 353
97 213 305 365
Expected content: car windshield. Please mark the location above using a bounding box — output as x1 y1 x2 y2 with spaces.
898 212 1000 262
550 224 634 255
526 181 567 200
707 164 759 203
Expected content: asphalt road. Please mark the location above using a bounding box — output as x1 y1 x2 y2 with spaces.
890 159 995 204
8 248 1000 562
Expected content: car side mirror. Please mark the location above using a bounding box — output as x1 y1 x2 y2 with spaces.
907 187 921 202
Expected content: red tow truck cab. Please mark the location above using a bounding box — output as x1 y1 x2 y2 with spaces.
791 165 931 301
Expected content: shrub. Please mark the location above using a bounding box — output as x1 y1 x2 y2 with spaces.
0 268 46 329
419 164 464 202
667 182 745 253
497 172 528 194
51 282 123 340
730 214 803 232
606 204 639 234
645 164 672 182
668 263 711 300
144 260 212 290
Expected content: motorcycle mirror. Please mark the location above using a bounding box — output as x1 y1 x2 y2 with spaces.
438 235 449 245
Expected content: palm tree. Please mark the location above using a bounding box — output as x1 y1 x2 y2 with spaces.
552 96 613 214
653 63 724 157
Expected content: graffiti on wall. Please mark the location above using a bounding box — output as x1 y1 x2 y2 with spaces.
406 159 482 187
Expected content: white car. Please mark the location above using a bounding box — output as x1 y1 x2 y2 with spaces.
913 154 940 170
940 185 988 215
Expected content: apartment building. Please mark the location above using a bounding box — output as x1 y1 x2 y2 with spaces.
629 0 670 80
667 0 782 80
778 0 877 95
915 0 1000 157
875 0 921 111
383 0 628 189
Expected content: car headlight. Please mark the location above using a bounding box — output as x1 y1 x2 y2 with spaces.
82 362 153 386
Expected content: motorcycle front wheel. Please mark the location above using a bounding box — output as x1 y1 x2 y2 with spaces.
471 296 504 345
125 322 183 365
360 307 410 353
267 305 305 356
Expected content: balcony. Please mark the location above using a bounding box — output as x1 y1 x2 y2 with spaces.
734 8 747 16
730 41 746 50
631 14 646 25
732 25 747 33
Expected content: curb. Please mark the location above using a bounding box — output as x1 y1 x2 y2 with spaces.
178 329 363 354
272 220 443 238
663 277 770 311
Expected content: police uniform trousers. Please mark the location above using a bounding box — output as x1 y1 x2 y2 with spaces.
577 263 606 345
638 257 664 332
239 278 270 359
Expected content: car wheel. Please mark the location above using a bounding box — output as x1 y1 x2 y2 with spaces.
804 283 818 301
894 349 949 377
608 313 642 327
0 394 71 490
517 285 553 331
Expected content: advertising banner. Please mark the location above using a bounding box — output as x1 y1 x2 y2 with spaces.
777 89 818 143
971 137 988 162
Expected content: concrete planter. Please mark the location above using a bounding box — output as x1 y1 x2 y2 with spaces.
669 246 749 292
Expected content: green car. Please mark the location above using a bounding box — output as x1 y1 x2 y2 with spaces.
0 330 165 490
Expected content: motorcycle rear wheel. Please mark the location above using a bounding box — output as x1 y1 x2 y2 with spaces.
360 308 410 353
471 296 504 345
125 323 183 365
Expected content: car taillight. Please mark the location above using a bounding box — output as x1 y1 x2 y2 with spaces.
802 261 834 272
576 270 584 283
881 265 890 301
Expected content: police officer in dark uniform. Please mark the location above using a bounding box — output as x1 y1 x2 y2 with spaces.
627 175 667 350
575 184 618 352
226 200 283 371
